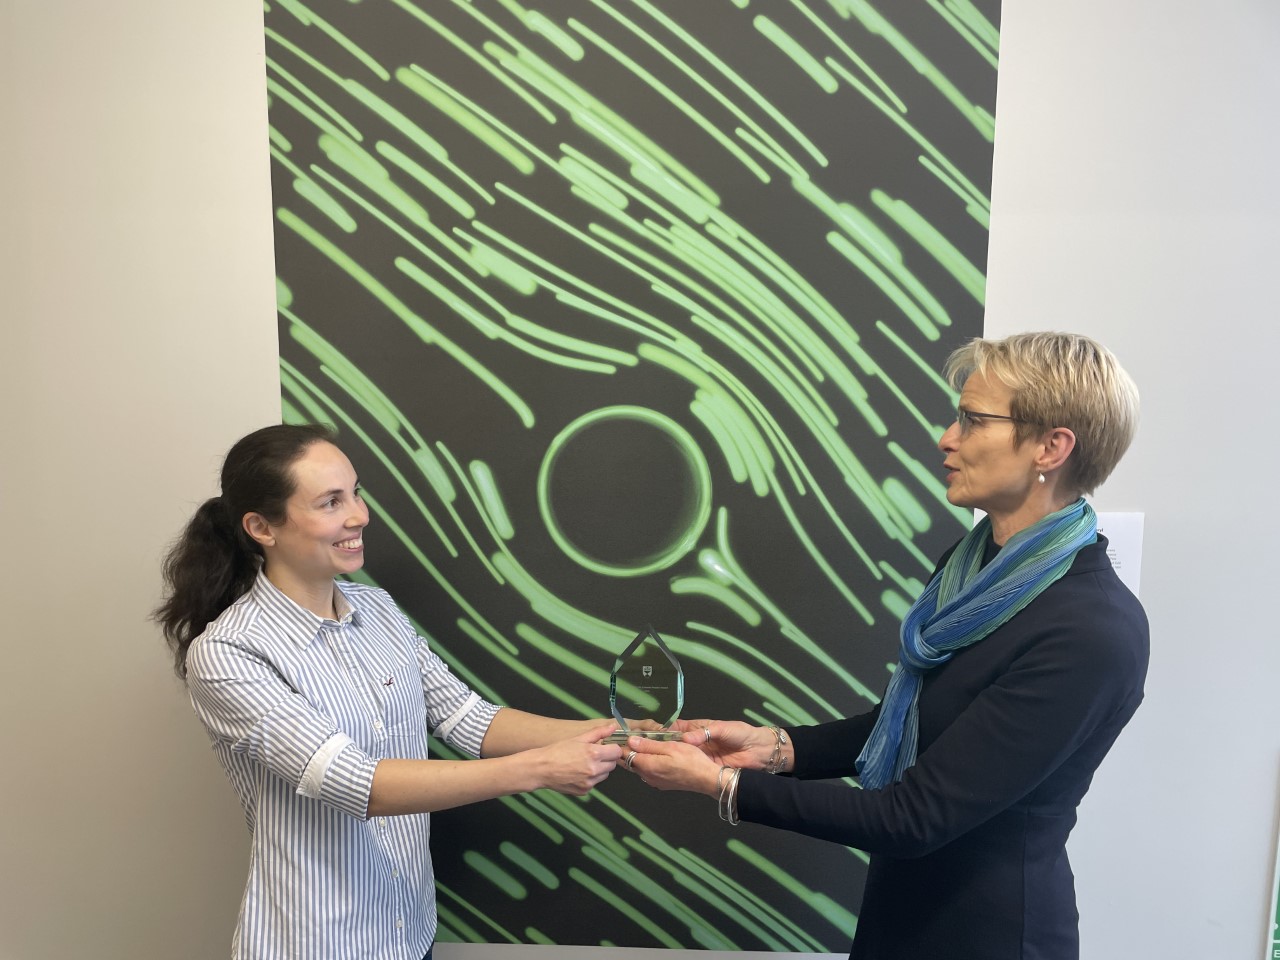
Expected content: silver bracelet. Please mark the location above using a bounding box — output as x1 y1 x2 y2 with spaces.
717 766 741 825
764 725 789 774
729 767 742 824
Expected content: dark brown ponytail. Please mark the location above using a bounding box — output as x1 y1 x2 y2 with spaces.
154 423 334 677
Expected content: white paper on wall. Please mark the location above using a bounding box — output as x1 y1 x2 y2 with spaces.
1095 512 1144 598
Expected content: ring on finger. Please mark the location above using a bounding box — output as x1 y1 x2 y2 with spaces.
625 750 638 771
702 726 712 745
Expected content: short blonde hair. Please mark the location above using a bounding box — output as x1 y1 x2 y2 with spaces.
943 332 1139 496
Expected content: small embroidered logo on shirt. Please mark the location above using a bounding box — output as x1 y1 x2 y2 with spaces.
383 676 394 687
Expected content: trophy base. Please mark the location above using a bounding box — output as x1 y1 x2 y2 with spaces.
603 729 683 745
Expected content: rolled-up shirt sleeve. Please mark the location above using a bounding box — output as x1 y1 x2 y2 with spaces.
187 635 378 820
367 591 502 758
416 640 501 756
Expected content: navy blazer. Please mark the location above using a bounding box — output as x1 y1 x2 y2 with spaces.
738 536 1149 960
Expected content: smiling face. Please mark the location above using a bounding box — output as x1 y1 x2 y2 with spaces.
251 441 369 612
938 371 1046 536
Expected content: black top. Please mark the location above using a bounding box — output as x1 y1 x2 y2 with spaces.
738 536 1149 960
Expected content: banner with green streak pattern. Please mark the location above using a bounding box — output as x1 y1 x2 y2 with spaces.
265 0 1000 950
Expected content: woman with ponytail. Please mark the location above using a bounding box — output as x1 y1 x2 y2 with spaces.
156 424 623 960
157 424 331 676
622 333 1150 960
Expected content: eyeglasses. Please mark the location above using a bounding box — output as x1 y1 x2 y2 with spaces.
955 408 1033 433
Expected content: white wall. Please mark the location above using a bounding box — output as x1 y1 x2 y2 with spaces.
2 1 1276 959
986 4 1280 958
0 2 280 957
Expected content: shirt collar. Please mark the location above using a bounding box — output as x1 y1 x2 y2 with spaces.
251 571 360 648
333 579 358 624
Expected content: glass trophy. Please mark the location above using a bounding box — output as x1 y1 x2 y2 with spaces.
605 626 684 744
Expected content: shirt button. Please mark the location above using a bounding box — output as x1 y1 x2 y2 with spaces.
396 918 404 929
373 719 384 730
379 817 388 826
392 868 400 878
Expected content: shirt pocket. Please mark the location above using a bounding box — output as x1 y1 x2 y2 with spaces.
375 660 430 758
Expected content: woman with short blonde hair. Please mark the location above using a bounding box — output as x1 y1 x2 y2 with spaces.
943 331 1140 496
626 331 1149 960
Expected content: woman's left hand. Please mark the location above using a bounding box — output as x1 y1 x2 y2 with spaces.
621 735 721 796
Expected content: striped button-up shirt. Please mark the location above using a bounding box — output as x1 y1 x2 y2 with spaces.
186 571 500 960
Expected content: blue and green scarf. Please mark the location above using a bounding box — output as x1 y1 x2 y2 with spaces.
855 497 1098 790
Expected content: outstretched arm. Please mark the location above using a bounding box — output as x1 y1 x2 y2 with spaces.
368 721 622 816
667 718 796 773
188 635 623 821
479 708 617 757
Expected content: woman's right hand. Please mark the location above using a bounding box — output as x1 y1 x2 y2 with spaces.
669 718 774 771
530 722 623 796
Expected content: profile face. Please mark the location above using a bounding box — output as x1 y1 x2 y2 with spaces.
262 441 369 589
938 371 1040 518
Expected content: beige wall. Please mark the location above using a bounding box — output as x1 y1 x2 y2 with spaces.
986 4 1280 957
2 1 1277 959
0 2 279 956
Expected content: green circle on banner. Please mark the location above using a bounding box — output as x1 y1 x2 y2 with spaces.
537 406 712 577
